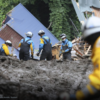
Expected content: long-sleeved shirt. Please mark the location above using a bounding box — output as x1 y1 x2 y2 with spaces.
70 37 100 100
39 35 52 53
18 37 34 55
0 44 10 55
61 39 72 53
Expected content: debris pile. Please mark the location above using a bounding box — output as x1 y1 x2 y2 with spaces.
52 38 92 61
52 43 61 60
72 37 91 60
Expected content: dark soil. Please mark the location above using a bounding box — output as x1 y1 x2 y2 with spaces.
0 56 93 100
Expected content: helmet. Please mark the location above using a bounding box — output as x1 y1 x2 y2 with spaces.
61 34 66 39
82 16 100 40
38 30 45 35
60 33 66 37
5 40 12 46
26 31 33 37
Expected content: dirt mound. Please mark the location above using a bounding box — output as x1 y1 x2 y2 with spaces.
0 56 93 100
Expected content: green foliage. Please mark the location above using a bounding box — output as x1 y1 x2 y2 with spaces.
0 0 19 26
49 0 80 40
0 0 80 41
20 0 36 5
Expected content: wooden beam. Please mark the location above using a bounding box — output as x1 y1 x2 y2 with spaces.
85 45 91 55
73 47 83 56
72 37 81 44
76 53 84 59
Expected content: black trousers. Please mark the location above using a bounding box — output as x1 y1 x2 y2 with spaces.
40 51 52 61
63 51 71 60
19 51 30 61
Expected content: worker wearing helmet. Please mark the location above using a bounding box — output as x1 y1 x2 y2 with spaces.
18 31 34 61
58 16 100 100
0 40 12 56
36 30 52 60
60 34 72 60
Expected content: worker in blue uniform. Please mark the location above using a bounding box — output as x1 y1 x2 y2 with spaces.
0 40 12 56
60 34 72 60
58 16 100 100
18 31 34 61
36 30 52 60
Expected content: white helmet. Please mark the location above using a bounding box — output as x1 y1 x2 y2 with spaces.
82 16 100 40
61 34 66 39
26 31 33 37
60 33 66 37
5 40 12 46
38 30 45 35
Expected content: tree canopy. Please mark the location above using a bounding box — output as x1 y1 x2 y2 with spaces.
0 0 81 40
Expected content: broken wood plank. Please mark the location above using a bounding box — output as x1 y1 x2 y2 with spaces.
76 53 84 59
73 47 83 56
83 54 91 57
85 45 91 55
72 37 81 44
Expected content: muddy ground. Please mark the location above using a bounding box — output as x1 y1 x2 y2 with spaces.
0 56 93 100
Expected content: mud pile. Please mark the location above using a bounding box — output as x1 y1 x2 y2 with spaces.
0 56 93 100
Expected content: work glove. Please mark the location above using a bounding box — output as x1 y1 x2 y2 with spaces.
58 92 70 100
36 52 39 56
